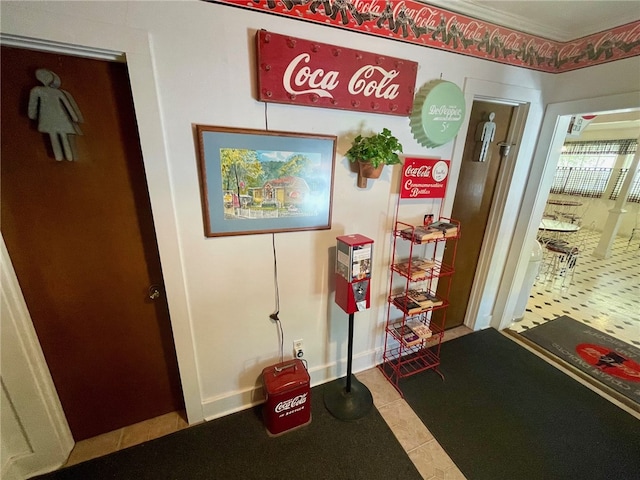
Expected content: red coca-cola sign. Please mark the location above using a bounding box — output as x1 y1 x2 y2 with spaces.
400 157 449 199
256 30 418 116
576 343 640 383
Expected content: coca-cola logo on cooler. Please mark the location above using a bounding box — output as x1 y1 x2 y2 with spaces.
274 393 308 413
257 31 418 116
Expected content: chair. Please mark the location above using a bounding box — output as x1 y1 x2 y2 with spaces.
626 211 639 251
541 242 580 287
537 224 590 289
628 227 639 249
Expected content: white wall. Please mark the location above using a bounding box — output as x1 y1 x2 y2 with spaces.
542 57 640 104
2 1 639 435
121 0 545 419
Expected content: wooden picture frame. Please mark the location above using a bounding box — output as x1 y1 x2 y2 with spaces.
195 125 337 237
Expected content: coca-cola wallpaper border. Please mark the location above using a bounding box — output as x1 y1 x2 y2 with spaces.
195 125 336 237
209 0 640 73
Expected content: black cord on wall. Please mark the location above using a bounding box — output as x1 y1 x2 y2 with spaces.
263 102 288 364
269 231 284 363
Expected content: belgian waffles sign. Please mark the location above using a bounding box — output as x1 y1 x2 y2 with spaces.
256 30 418 116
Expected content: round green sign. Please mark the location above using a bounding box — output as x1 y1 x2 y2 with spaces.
410 80 466 148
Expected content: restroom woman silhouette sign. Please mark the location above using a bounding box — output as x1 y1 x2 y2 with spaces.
28 68 84 161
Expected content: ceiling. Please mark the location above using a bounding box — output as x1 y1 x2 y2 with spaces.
423 1 640 42
585 111 640 134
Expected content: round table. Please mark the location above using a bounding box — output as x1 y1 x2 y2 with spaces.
546 200 583 207
539 219 581 233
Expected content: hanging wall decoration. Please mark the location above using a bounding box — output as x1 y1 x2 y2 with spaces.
195 125 336 237
410 79 465 148
256 30 418 116
400 157 450 199
212 1 640 73
476 112 496 162
28 68 84 161
566 114 598 137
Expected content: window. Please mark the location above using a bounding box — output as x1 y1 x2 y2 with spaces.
551 139 638 202
609 168 640 202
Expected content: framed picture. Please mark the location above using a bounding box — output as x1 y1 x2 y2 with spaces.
195 125 337 237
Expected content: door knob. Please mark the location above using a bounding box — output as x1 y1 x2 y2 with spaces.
148 285 161 300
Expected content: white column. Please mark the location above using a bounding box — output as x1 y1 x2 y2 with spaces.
593 137 640 258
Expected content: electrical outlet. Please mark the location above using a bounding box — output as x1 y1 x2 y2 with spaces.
293 339 304 358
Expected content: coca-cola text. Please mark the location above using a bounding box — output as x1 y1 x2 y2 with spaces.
274 393 308 413
283 53 400 100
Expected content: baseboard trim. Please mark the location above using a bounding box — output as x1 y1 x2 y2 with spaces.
200 347 380 422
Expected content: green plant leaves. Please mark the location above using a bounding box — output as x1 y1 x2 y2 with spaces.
345 128 403 168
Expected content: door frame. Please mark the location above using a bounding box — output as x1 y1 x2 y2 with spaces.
1 6 202 424
444 97 528 329
493 91 640 330
1 237 75 479
444 78 544 331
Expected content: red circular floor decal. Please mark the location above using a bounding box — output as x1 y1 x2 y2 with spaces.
576 343 640 382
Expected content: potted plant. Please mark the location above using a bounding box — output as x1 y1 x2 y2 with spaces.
345 128 403 187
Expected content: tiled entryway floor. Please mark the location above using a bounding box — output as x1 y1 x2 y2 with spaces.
64 411 189 466
356 326 472 480
508 229 640 347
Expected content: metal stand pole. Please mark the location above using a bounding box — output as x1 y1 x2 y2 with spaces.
324 313 373 421
346 312 354 392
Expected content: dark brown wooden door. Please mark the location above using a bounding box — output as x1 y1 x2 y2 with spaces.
1 46 184 440
436 101 517 330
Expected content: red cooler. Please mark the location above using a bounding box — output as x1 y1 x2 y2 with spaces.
262 359 311 436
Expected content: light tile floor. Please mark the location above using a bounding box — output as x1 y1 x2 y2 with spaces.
64 411 189 467
357 366 466 479
508 229 640 347
357 326 472 480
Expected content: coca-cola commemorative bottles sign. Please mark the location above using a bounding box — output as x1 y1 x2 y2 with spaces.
400 157 450 199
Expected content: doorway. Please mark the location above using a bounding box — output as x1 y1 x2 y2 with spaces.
436 100 525 329
508 108 640 342
1 46 184 440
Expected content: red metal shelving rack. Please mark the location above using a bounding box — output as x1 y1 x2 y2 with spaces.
378 217 460 394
